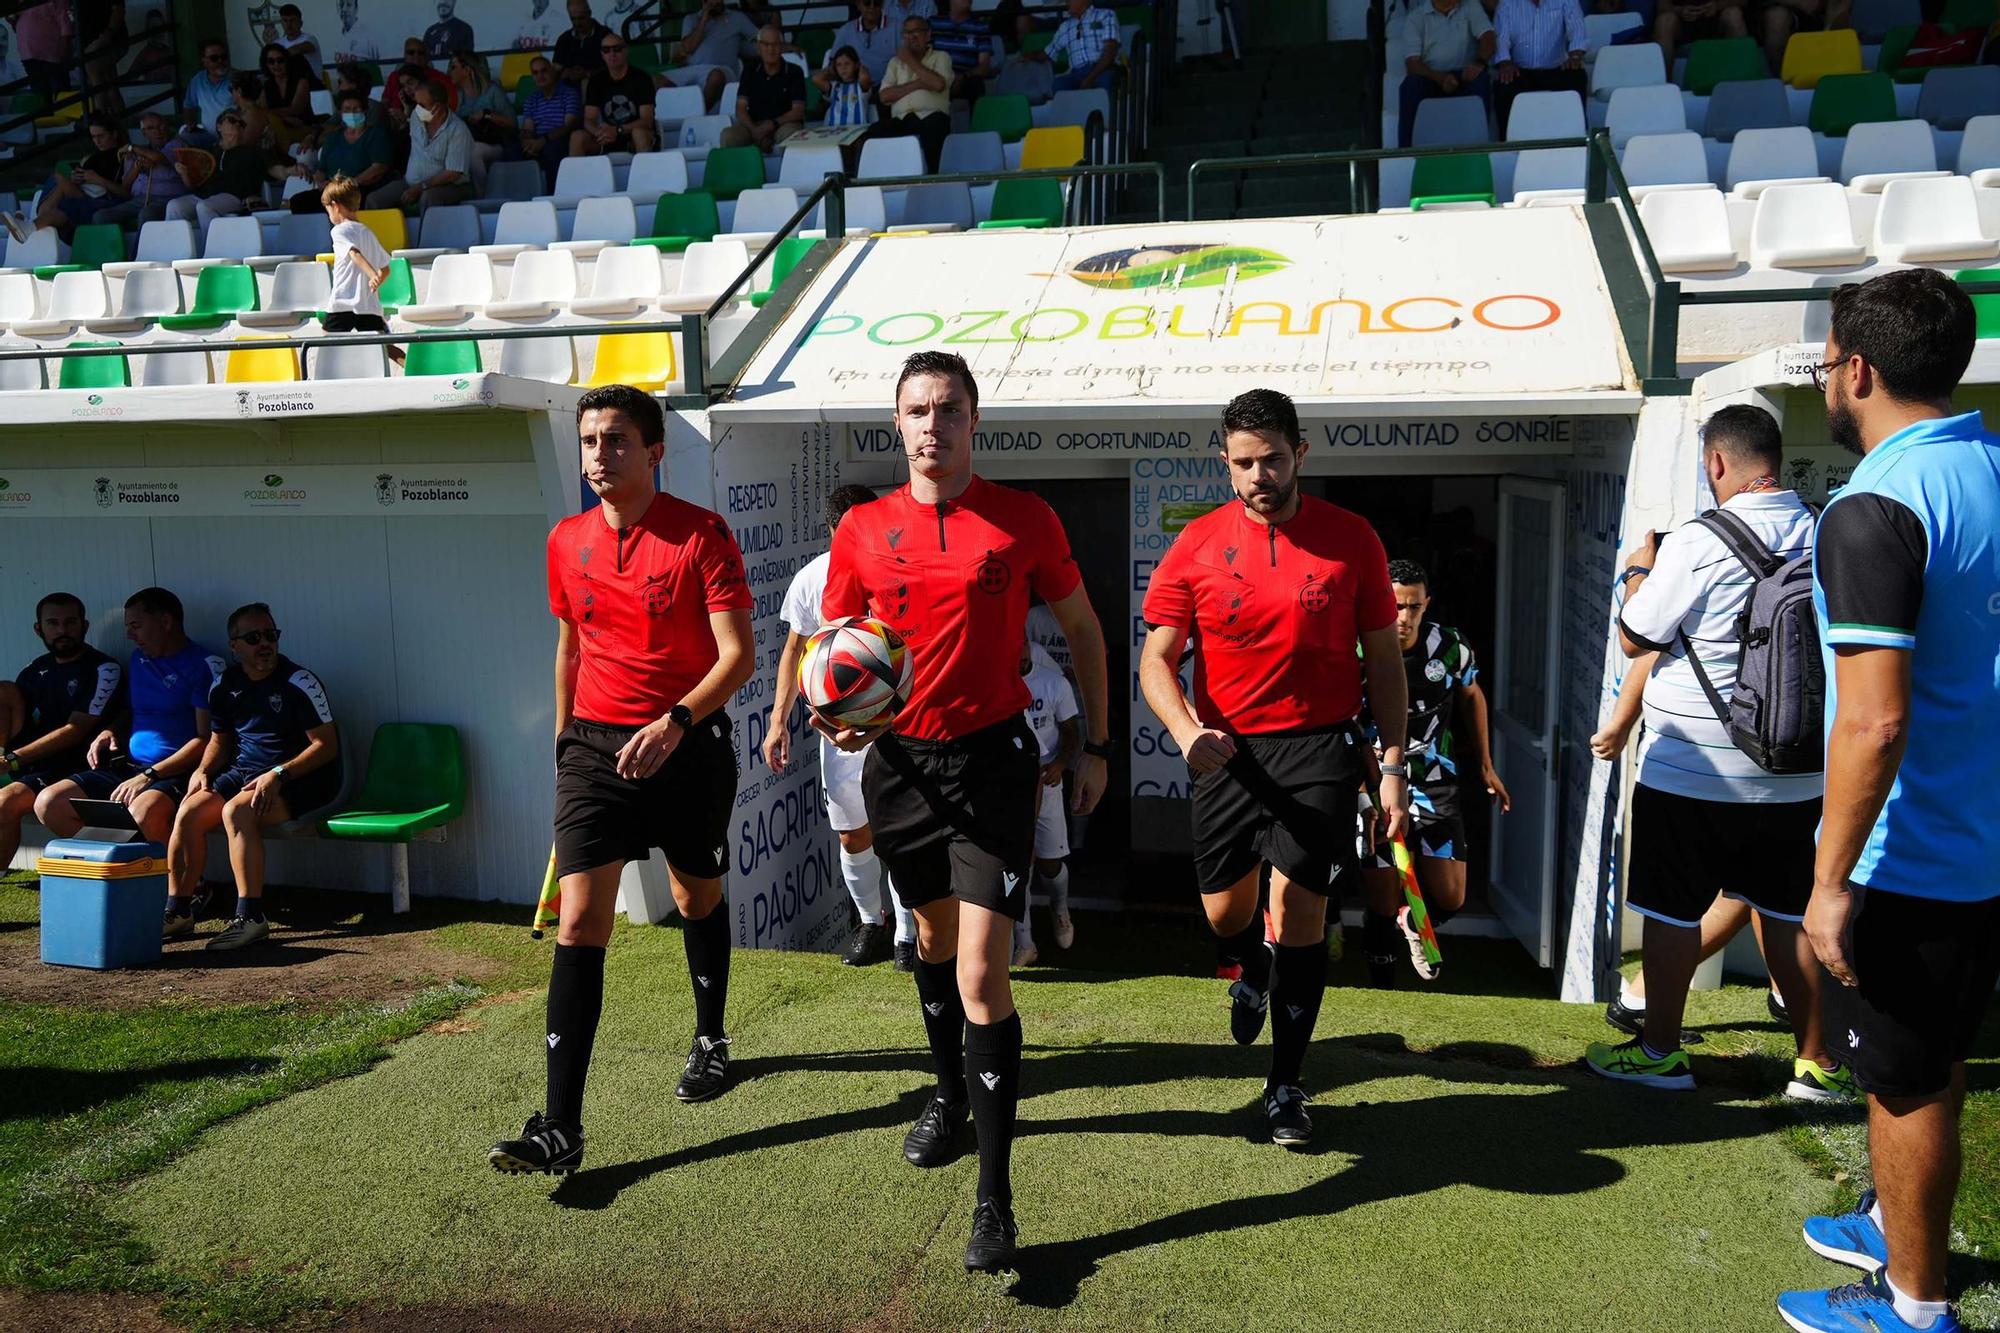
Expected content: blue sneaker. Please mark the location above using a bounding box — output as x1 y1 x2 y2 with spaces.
1804 1190 1889 1272
1777 1271 1964 1333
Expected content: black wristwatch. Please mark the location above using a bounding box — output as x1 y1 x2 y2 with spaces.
1082 738 1115 759
667 704 696 731
140 765 158 780
2 750 17 774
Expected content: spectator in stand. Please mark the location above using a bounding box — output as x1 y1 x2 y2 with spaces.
1397 0 1495 148
423 0 476 59
1757 0 1833 75
164 109 276 240
80 0 127 115
271 3 324 79
21 112 124 237
95 110 190 225
256 41 323 151
1492 0 1586 136
13 0 70 107
450 49 517 193
289 88 394 211
722 26 806 150
813 44 873 127
0 22 28 90
519 55 583 189
368 79 474 209
828 0 903 84
332 61 386 126
873 14 952 171
331 0 387 63
1654 0 1747 74
554 0 613 84
186 37 236 132
385 40 458 115
230 71 275 150
573 31 657 156
931 0 996 102
675 0 759 112
1020 0 1121 92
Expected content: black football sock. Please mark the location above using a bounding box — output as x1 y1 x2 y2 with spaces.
235 896 265 923
167 894 195 917
1363 910 1399 990
544 942 606 1131
914 955 968 1104
1268 940 1328 1088
964 1012 1023 1207
682 898 731 1040
1227 918 1273 995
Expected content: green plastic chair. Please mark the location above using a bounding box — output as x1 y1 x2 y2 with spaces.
972 93 1033 143
1021 31 1053 55
751 236 819 308
1807 73 1899 135
34 221 126 279
638 190 721 251
377 256 415 311
1409 152 1495 208
701 145 765 200
403 338 481 376
979 176 1064 228
798 28 834 66
318 722 468 915
512 73 534 111
158 263 259 329
1683 37 1766 95
58 340 130 389
1954 270 2000 338
629 42 663 74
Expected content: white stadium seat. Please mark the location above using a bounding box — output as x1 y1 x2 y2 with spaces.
839 187 888 235
484 248 580 317
1874 175 2000 263
1620 131 1712 188
137 334 212 387
1750 181 1867 267
858 136 926 181
571 244 663 316
1725 126 1822 193
900 182 975 231
308 340 389 380
551 195 639 256
624 151 690 204
1960 114 2000 181
2 227 63 272
0 337 43 390
547 156 617 208
1411 94 1489 146
113 266 183 321
0 272 41 326
1640 187 1740 272
472 201 563 261
1510 147 1589 200
495 316 577 383
1838 119 1943 191
658 240 752 312
1584 11 1643 51
1505 90 1586 141
395 204 482 264
730 186 800 235
1591 44 1666 101
397 253 497 322
13 271 109 337
655 84 706 130
1606 84 1686 149
778 145 845 193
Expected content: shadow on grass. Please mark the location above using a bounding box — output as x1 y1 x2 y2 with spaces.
0 1057 279 1123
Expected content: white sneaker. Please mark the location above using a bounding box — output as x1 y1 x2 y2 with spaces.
1011 938 1038 968
1052 906 1074 950
2 212 29 244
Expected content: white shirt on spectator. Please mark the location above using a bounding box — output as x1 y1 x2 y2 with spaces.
329 219 392 315
1493 0 1584 69
405 108 473 185
1048 4 1122 70
1403 0 1492 71
276 30 324 80
1619 488 1823 803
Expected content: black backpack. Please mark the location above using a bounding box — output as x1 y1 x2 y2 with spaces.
1675 507 1825 775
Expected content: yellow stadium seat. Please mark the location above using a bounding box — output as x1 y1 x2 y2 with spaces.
1020 125 1086 171
1779 29 1863 90
225 338 301 383
355 208 410 253
498 50 544 86
587 330 676 391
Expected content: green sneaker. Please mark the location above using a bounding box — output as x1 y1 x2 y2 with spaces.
1785 1058 1858 1102
1585 1037 1694 1090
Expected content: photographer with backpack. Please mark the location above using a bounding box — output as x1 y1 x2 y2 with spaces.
1584 404 1854 1100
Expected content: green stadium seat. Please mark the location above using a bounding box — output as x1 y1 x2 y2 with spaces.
751 237 819 307
513 74 534 111
798 28 834 67
972 94 1033 143
33 222 126 279
701 145 766 200
318 722 468 914
158 263 259 329
980 176 1064 228
1808 73 1899 135
1954 269 2000 338
1410 152 1495 208
1021 31 1053 54
378 257 416 311
57 340 130 389
638 191 722 251
403 338 481 376
1683 38 1766 95
629 42 663 74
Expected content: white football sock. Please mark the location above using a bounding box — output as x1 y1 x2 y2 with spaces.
840 846 884 925
1869 1197 1884 1228
890 880 916 945
1046 865 1070 912
1884 1273 1947 1330
1621 976 1646 1010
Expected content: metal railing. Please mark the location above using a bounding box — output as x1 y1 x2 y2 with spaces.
851 158 1168 226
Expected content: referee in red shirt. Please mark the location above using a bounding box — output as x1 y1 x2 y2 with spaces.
488 385 756 1177
1139 388 1409 1148
820 351 1110 1274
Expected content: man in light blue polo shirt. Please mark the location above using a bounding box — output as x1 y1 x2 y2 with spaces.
1779 268 1996 1333
185 37 235 132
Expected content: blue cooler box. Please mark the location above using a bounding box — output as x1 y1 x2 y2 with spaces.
38 838 169 970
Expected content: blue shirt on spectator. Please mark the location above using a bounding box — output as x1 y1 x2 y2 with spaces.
1048 4 1121 70
523 80 584 136
931 14 993 74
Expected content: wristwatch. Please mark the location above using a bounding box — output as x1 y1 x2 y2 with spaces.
1378 761 1410 778
270 763 288 784
1083 738 1115 759
1619 565 1651 583
140 765 158 780
2 750 16 774
667 704 696 731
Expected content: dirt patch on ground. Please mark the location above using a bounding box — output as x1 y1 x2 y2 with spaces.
0 1289 183 1333
0 1291 849 1333
0 887 510 1010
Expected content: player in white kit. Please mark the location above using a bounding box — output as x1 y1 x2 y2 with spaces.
764 484 919 969
1012 638 1081 967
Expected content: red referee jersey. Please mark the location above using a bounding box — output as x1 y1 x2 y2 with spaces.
824 477 1081 741
1142 494 1395 735
547 492 752 726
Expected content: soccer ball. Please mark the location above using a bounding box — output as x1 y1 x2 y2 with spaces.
799 617 914 730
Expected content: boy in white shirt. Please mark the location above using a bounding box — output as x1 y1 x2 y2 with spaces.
320 174 403 366
1013 638 1080 967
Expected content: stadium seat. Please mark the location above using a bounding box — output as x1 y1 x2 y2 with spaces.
1583 11 1644 51
751 236 818 307
1620 132 1713 187
308 340 389 380
1961 114 2000 180
482 159 544 202
395 204 481 264
551 195 639 256
1704 79 1793 140
839 186 888 235
1606 84 1687 149
1781 30 1864 90
471 200 562 260
1411 95 1489 146
355 208 411 253
160 263 259 330
484 249 580 317
1504 90 1586 141
377 257 416 313
700 146 766 201
496 319 575 382
729 186 801 236
101 220 194 277
1807 74 1896 136
181 215 263 272
1682 38 1766 96
570 245 663 316
13 271 109 336
1952 268 2000 337
0 271 40 326
58 340 130 389
237 261 331 328
678 114 733 159
1725 126 1825 192
498 51 540 87
1640 187 1739 271
41 222 124 277
1043 89 1112 130
941 131 1005 175
859 136 926 180
654 84 707 131
1750 181 1867 265
778 145 844 192
1021 126 1085 170
1591 44 1666 100
404 338 482 376
0 337 43 389
1839 119 1941 188
639 191 722 252
1410 152 1495 207
1875 176 2000 262
317 725 468 879
548 155 617 208
1510 147 1589 199
657 239 753 312
397 253 496 322
980 176 1066 227
137 336 211 386
1851 0 1921 40
224 338 301 383
625 151 691 204
586 329 676 390
1 227 63 272
1917 65 2000 132
901 181 976 230
972 93 1033 142
1870 24 1943 84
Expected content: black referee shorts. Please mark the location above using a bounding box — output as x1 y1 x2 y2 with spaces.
1191 725 1366 894
1828 887 2000 1098
554 713 737 881
862 716 1039 922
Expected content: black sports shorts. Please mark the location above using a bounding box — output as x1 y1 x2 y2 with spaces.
212 761 340 821
1191 724 1366 895
1827 887 2000 1098
1626 784 1819 925
554 713 736 880
64 757 188 804
862 716 1038 922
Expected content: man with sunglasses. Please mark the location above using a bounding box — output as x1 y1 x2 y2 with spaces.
164 604 340 952
573 31 657 156
185 38 235 133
